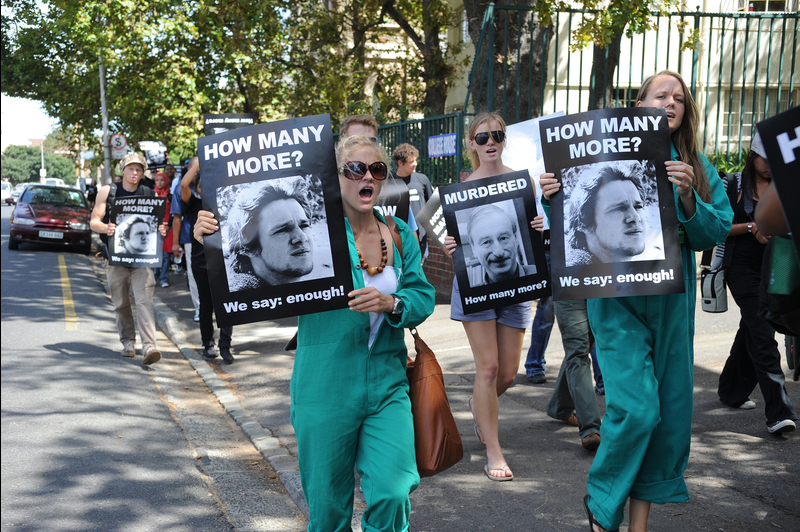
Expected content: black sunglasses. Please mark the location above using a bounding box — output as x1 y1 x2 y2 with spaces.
472 130 506 145
340 161 388 181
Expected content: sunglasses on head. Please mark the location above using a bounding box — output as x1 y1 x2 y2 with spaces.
472 130 505 145
340 161 388 181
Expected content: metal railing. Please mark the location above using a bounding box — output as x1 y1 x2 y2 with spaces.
464 5 799 163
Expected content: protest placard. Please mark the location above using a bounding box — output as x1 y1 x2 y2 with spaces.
203 113 258 136
198 114 353 327
374 179 411 223
440 170 550 313
415 188 446 251
539 107 684 300
108 197 166 267
756 106 800 260
503 112 565 249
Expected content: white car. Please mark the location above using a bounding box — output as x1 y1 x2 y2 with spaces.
1 182 11 204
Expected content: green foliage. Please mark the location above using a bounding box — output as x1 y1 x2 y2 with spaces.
709 148 749 174
1 145 76 185
2 0 463 152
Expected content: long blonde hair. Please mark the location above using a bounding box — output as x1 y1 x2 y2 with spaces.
637 70 710 203
466 112 507 171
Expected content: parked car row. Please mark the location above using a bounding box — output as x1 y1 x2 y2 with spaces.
8 184 92 255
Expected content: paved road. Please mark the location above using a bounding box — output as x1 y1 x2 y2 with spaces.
152 243 799 531
1 204 305 531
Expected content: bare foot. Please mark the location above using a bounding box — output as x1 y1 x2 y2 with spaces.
484 463 513 480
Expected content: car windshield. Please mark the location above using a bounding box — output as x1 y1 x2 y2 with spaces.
20 187 87 208
1 182 10 191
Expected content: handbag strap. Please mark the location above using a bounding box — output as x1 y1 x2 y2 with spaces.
384 215 403 257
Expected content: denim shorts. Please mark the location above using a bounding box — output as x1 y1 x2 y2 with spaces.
450 277 532 329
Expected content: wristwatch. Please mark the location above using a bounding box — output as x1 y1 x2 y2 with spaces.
747 222 754 233
391 296 405 316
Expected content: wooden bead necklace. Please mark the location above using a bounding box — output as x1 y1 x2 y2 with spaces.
356 217 388 276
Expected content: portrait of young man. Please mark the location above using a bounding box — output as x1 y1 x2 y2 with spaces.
563 161 664 267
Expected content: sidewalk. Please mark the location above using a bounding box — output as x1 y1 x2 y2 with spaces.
146 263 799 531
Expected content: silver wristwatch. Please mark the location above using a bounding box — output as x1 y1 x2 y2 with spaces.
391 296 405 316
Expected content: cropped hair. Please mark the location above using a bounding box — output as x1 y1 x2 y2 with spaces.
392 143 419 165
466 112 506 171
339 114 379 137
467 204 517 246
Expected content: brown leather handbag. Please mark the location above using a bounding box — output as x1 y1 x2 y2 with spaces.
384 215 463 476
406 329 464 477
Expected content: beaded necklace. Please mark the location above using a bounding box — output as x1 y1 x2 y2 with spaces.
356 216 388 276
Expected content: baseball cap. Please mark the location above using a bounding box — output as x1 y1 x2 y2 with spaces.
120 152 147 171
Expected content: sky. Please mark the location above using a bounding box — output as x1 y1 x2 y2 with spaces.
1 94 58 151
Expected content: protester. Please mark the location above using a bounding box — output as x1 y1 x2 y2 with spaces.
392 143 434 262
717 134 797 433
90 152 167 365
193 135 435 530
542 70 733 531
171 164 202 322
180 159 234 362
340 115 420 236
153 171 173 287
444 111 532 481
85 178 97 211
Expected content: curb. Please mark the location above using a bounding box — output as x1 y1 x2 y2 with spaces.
87 247 309 518
151 296 310 518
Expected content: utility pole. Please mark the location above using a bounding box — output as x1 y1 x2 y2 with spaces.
99 53 111 185
39 142 46 182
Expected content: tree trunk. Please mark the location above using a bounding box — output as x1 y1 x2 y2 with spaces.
463 2 553 121
590 32 624 110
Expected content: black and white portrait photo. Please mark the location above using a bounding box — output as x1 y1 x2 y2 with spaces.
441 170 550 314
216 175 334 292
197 114 353 327
114 214 158 256
454 200 537 288
107 196 166 268
562 160 664 267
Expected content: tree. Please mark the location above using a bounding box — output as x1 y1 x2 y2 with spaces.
569 0 687 109
1 145 76 185
462 0 559 120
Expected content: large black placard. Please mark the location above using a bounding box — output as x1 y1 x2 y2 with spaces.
441 170 550 313
198 114 353 327
756 106 800 261
539 107 684 300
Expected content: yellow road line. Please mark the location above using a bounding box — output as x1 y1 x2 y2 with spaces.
58 255 78 330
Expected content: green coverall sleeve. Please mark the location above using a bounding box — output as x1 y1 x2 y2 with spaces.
677 152 734 251
384 216 436 330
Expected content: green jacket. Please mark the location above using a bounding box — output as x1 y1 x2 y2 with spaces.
291 211 435 408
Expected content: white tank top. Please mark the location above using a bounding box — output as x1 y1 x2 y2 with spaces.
361 266 397 349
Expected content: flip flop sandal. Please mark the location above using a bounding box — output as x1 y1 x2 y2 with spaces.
583 495 618 532
484 464 513 481
469 396 485 445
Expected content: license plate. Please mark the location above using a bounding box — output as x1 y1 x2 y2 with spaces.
39 231 64 239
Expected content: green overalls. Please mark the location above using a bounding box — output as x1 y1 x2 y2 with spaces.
586 145 733 530
291 212 435 532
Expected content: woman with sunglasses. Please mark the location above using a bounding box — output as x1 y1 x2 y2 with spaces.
444 111 531 481
541 71 732 532
194 135 435 531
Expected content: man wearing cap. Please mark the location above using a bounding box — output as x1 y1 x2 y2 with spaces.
91 153 166 365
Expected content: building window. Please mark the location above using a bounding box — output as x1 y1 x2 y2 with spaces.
737 0 798 11
722 88 798 139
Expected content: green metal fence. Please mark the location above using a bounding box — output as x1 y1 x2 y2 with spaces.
464 5 799 164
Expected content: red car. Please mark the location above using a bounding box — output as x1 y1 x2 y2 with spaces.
9 184 92 255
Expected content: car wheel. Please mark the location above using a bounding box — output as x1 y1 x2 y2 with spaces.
8 234 19 250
